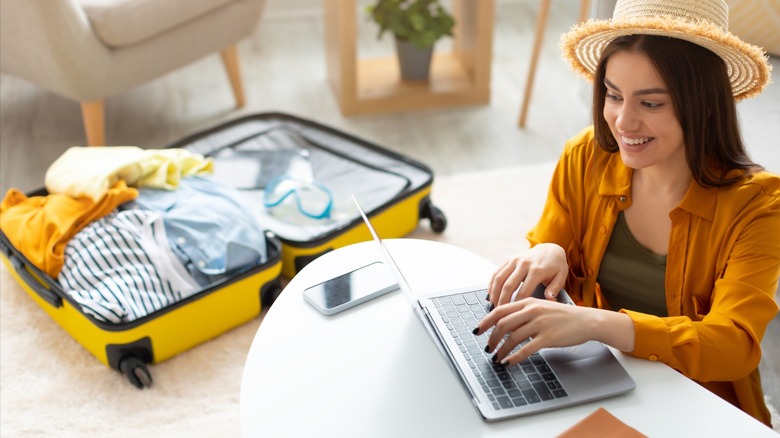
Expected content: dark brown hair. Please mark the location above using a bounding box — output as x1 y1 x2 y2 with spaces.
592 34 761 187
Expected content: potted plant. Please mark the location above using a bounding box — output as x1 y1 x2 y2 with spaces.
366 0 455 81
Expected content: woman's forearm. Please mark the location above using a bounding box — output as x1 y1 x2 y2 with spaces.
589 308 635 353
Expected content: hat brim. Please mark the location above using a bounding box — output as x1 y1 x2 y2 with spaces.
560 15 772 101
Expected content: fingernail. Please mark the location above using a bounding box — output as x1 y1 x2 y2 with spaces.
499 359 509 367
472 327 479 335
485 293 490 301
489 303 495 311
491 354 498 363
485 345 492 353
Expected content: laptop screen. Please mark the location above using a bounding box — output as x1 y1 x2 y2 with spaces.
352 195 418 309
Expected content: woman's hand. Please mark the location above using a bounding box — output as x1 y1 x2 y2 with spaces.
487 243 568 308
473 299 635 366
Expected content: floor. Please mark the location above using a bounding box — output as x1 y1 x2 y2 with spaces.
1 0 778 414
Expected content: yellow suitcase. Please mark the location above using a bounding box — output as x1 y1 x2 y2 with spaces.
167 112 447 279
0 228 282 388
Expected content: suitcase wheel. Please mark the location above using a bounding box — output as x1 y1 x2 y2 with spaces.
119 355 153 389
420 198 447 233
261 280 284 310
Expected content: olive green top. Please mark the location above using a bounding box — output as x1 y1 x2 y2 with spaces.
597 211 668 317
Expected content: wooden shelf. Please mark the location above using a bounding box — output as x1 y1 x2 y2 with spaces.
324 0 495 116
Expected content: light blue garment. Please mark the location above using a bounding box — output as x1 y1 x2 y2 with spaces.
121 175 268 286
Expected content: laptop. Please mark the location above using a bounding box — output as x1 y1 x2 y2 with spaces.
352 196 636 422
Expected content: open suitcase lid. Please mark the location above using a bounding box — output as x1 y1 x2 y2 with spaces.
166 112 435 243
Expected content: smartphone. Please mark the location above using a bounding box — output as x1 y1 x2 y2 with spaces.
303 261 399 315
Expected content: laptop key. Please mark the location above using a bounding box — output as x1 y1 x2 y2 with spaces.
507 388 523 398
522 388 541 404
486 378 501 388
497 396 513 409
527 373 542 383
464 293 479 305
533 381 555 401
553 389 568 398
510 371 526 381
491 387 507 397
451 295 466 305
512 396 528 407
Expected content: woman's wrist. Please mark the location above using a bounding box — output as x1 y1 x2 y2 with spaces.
588 307 635 353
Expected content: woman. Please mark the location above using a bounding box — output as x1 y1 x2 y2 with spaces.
474 0 780 426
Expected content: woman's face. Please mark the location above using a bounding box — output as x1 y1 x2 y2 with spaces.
602 50 685 172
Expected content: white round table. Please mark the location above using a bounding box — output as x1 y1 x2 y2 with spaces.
239 239 777 437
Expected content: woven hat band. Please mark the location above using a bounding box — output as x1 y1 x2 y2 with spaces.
613 0 728 31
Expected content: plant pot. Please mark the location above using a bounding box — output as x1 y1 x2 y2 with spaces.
394 38 434 81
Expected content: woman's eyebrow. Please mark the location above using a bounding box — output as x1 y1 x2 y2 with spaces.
604 77 668 96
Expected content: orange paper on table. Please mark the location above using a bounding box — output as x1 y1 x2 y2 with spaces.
556 407 647 438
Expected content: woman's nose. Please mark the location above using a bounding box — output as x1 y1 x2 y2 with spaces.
615 104 640 131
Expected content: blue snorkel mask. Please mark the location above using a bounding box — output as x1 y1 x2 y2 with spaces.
261 143 334 220
263 175 333 220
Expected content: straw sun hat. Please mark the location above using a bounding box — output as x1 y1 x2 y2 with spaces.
561 0 772 100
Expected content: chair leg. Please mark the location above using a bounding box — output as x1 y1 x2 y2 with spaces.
579 0 592 23
220 45 246 108
518 0 591 128
518 0 551 128
80 100 105 146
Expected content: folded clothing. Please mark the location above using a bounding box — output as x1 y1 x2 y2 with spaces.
121 175 269 286
58 209 201 323
45 146 213 202
0 181 138 278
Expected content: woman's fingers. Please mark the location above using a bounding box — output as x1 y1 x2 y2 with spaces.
498 337 545 367
497 262 529 306
487 259 526 308
487 243 569 309
544 270 567 301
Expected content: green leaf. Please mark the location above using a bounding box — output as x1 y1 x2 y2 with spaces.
366 0 455 49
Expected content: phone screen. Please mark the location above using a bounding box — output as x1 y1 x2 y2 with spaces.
304 261 398 314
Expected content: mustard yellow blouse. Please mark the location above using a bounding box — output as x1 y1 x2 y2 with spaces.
527 126 780 426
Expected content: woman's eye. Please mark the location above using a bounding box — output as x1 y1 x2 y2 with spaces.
606 93 622 102
642 101 663 109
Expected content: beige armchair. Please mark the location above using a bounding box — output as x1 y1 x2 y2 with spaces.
0 0 266 146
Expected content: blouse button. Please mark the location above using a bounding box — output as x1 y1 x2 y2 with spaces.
587 268 593 276
619 196 627 203
599 226 607 234
649 354 659 361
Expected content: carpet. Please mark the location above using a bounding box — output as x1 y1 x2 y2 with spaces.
1 162 777 436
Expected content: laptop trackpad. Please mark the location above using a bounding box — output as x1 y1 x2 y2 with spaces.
542 341 633 398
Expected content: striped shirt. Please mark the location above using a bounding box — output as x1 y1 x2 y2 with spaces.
58 209 200 323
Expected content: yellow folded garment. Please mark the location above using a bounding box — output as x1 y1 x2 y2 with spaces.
0 181 138 278
44 146 213 202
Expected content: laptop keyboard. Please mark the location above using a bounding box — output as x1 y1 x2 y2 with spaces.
432 291 568 411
